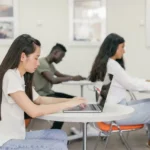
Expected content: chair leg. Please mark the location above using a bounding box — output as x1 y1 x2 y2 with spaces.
104 122 113 150
119 132 129 145
104 132 111 150
119 131 131 150
94 131 102 150
126 131 130 140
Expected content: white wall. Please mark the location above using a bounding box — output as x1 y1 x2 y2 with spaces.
0 0 150 100
107 0 150 79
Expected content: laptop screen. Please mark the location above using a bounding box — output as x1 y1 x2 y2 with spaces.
97 73 113 110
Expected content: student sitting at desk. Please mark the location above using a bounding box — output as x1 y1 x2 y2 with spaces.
0 34 86 150
89 33 150 146
33 43 85 129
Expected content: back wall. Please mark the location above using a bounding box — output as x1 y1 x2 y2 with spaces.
0 0 149 100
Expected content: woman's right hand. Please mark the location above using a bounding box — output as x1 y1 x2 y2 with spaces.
67 97 87 108
72 75 85 81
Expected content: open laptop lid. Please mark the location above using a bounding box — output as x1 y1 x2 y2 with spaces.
97 73 113 111
63 73 113 113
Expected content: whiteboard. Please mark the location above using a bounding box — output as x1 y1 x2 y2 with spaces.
146 0 150 47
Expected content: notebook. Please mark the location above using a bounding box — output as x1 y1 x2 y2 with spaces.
63 73 113 113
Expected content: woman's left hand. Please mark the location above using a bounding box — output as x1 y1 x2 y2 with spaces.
79 103 87 109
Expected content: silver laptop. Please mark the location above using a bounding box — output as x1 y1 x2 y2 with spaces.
63 73 113 113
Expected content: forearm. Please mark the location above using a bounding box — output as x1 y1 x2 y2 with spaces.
33 101 72 117
37 96 70 105
55 71 73 78
52 76 72 84
58 74 73 78
42 72 72 84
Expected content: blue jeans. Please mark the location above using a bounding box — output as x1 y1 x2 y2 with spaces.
117 99 150 139
0 129 68 150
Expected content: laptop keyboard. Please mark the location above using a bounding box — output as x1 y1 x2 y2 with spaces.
65 104 101 111
88 104 101 110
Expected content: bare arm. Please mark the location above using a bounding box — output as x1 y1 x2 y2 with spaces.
42 71 71 84
10 91 86 118
55 70 86 81
34 96 71 105
55 70 73 78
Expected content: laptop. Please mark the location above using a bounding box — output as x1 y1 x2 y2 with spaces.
63 73 113 113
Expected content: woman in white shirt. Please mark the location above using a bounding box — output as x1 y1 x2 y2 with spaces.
0 34 86 150
89 33 150 145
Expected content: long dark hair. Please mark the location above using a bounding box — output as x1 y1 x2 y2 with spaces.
89 33 125 82
0 34 41 120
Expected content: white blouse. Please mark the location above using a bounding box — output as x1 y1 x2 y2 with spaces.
106 58 150 104
0 69 39 146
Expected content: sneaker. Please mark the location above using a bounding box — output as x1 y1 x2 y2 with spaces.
70 127 81 135
146 140 150 148
70 124 107 137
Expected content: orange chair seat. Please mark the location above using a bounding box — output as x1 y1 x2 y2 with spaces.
25 119 31 127
97 122 144 131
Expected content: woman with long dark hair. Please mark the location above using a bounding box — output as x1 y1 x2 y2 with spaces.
89 33 150 145
0 34 86 149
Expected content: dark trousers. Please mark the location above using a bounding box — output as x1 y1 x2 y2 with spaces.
48 92 74 129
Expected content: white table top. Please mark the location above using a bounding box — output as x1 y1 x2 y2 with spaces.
37 103 134 123
62 80 94 86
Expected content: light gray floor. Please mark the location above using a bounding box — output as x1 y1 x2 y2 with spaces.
27 119 150 150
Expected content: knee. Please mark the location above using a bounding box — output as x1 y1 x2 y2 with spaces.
56 142 68 150
53 129 68 142
49 142 68 150
59 130 68 140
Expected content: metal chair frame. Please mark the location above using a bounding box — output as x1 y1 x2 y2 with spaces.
93 87 143 150
93 121 144 150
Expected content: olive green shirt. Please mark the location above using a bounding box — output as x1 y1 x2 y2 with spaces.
33 57 56 96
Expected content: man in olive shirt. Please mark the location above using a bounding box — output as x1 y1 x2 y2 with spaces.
33 43 85 129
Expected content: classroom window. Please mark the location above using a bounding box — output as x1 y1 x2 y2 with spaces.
69 0 106 46
0 0 18 45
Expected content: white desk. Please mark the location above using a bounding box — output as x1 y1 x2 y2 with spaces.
38 103 134 150
62 80 98 139
62 80 94 97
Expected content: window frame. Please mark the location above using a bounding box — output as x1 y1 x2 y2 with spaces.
68 0 106 46
0 0 18 45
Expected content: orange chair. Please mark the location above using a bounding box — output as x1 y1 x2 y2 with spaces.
25 119 31 128
94 121 144 150
93 87 144 150
25 118 34 132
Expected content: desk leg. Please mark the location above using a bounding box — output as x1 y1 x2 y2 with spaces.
81 85 84 97
83 122 87 150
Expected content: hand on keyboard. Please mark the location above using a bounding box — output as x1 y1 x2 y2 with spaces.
79 103 87 109
68 97 87 109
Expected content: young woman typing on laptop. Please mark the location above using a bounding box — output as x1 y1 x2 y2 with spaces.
89 33 150 146
0 34 86 150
